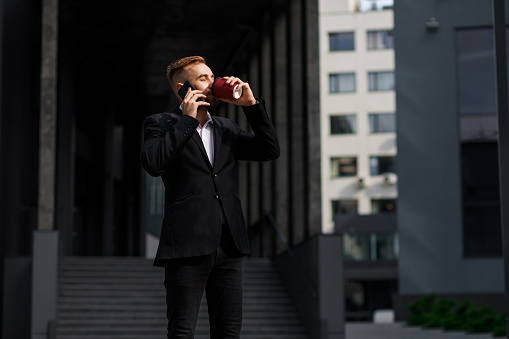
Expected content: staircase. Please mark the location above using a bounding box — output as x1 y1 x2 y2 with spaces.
56 257 308 339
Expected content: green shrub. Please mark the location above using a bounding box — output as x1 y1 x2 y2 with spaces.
406 295 506 337
441 299 472 332
407 294 436 326
423 299 455 329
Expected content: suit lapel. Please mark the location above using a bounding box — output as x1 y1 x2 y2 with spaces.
212 117 222 169
191 132 212 170
174 106 212 170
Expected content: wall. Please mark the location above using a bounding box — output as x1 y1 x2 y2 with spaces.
274 235 345 339
0 0 42 335
395 0 507 294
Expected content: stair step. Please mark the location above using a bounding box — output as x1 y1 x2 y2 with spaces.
56 257 308 339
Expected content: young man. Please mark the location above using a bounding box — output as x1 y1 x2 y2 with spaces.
140 56 280 339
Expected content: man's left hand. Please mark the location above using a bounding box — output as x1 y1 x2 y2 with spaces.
218 76 257 106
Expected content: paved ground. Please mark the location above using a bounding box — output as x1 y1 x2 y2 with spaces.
345 323 505 339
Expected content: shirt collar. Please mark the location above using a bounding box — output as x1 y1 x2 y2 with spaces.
203 112 213 126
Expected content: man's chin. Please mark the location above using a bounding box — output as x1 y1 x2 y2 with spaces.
207 96 219 109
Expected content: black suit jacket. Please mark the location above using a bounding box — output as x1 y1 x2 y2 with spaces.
141 100 280 266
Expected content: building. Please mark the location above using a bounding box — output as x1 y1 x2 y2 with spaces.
319 0 398 320
393 0 506 317
0 0 340 338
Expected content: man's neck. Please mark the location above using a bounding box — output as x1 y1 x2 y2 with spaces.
196 108 208 127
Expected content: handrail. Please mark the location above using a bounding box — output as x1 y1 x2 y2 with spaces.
264 210 318 298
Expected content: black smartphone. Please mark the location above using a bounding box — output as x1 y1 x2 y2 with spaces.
178 81 205 101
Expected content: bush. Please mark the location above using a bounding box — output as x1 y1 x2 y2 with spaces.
423 298 455 329
441 299 472 332
407 295 506 337
407 294 436 326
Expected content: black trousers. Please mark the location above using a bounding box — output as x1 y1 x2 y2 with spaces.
164 225 244 339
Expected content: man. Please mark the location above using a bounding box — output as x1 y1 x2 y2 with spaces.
140 56 280 339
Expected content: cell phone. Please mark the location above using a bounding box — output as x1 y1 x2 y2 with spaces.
178 81 205 101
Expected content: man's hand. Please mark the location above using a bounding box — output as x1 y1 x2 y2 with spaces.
218 76 257 106
181 87 210 119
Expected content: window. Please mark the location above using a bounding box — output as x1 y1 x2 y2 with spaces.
461 142 501 257
367 30 394 50
456 28 506 257
370 156 396 175
368 71 394 91
330 115 357 134
332 200 358 216
330 73 356 93
371 199 396 213
331 157 357 177
329 32 355 51
369 113 395 133
343 233 398 260
457 28 499 142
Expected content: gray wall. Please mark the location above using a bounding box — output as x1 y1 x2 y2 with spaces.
395 0 507 294
274 235 344 339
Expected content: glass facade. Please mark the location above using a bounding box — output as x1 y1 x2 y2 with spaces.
368 71 395 91
369 156 396 175
344 233 398 261
331 157 357 177
371 199 396 213
367 30 394 50
329 32 355 51
330 115 357 134
331 199 358 216
330 73 356 93
456 28 505 257
369 113 395 133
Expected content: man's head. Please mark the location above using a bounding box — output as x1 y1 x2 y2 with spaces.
166 56 218 108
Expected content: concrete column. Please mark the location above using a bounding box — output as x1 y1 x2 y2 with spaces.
273 8 289 254
56 45 76 255
303 0 322 236
33 2 59 338
288 0 306 246
318 236 345 339
38 0 59 231
0 0 3 146
31 231 58 339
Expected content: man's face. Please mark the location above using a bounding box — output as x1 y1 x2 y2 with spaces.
185 63 218 109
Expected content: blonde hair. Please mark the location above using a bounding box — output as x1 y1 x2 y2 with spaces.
166 56 206 95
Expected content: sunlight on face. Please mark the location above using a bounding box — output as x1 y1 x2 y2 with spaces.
186 63 218 108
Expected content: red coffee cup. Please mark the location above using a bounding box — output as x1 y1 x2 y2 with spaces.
212 78 243 100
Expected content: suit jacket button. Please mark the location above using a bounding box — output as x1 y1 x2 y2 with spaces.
214 194 220 199
213 173 218 178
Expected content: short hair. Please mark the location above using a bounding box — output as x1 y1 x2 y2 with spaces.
166 56 206 95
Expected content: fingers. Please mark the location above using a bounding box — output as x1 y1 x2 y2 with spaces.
220 76 256 106
223 76 252 93
223 76 243 86
181 89 209 117
182 89 208 105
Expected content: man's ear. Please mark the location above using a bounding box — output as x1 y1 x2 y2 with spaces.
176 82 184 91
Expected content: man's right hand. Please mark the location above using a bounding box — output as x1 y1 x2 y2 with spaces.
181 87 210 119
